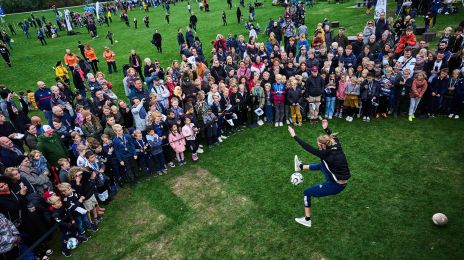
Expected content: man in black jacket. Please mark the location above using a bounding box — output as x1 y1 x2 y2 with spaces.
304 66 324 123
189 12 198 31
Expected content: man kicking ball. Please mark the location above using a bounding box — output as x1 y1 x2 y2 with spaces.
288 119 351 227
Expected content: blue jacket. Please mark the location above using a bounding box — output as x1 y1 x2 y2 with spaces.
34 88 52 111
340 53 357 69
146 135 163 155
112 134 136 161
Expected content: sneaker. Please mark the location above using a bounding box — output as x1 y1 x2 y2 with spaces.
298 122 302 126
318 115 323 120
62 250 72 258
448 114 454 118
294 155 302 172
168 162 175 168
279 122 283 126
366 117 370 122
45 249 53 256
286 119 290 125
455 115 460 119
293 122 298 126
199 144 204 148
338 113 343 118
192 154 198 161
408 116 413 122
412 114 415 119
328 116 332 119
346 116 350 121
162 169 168 175
349 116 354 122
362 116 367 121
275 122 279 127
197 148 204 153
295 217 312 227
218 137 223 143
220 135 227 139
77 236 88 243
90 225 98 232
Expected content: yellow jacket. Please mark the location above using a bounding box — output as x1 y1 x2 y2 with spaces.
55 65 69 80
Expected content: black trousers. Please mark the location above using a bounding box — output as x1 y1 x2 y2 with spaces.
122 156 138 183
107 61 117 73
90 59 99 73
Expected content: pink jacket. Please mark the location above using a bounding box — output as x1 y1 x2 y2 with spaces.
169 131 186 153
337 77 349 100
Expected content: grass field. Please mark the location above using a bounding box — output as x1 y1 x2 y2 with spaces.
1 0 464 259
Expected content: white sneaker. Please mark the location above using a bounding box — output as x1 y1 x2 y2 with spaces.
349 116 354 122
328 116 332 119
286 120 290 125
279 122 283 126
366 117 371 122
294 155 302 172
362 116 367 121
199 144 204 148
455 115 460 119
220 135 227 139
275 122 279 127
295 217 312 227
318 116 323 120
197 148 204 154
448 114 454 118
218 137 223 143
346 116 350 121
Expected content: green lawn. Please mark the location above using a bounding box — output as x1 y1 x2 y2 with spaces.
1 0 463 259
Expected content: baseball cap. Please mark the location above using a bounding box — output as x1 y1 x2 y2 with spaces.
43 125 53 134
311 66 318 72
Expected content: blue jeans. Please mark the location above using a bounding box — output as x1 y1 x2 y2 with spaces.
74 213 92 234
325 97 336 117
303 163 346 208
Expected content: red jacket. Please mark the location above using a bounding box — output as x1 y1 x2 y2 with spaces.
395 33 417 53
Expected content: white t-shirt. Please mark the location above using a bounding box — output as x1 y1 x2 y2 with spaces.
397 55 416 79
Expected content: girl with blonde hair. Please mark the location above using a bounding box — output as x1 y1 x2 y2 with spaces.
288 120 351 227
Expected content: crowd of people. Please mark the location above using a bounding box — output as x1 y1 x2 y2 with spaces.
1 0 464 258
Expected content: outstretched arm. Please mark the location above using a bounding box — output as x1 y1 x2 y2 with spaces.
288 126 323 158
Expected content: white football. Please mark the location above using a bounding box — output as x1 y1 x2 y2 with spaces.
67 237 79 249
432 213 448 226
290 172 304 186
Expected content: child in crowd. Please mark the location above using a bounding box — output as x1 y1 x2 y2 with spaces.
132 129 152 175
335 73 348 118
76 144 88 167
47 195 88 257
182 117 201 161
29 150 49 176
344 77 361 122
408 71 428 121
168 124 187 166
203 105 219 147
146 126 167 175
57 182 97 236
272 74 286 127
58 158 71 183
263 83 274 123
287 78 302 126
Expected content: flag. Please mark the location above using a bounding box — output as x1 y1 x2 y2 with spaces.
96 1 100 20
374 0 387 20
64 9 73 31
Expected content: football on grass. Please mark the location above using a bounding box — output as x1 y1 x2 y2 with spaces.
290 172 304 186
432 213 448 226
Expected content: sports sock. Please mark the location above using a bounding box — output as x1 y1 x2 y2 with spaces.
305 216 311 221
299 164 304 170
